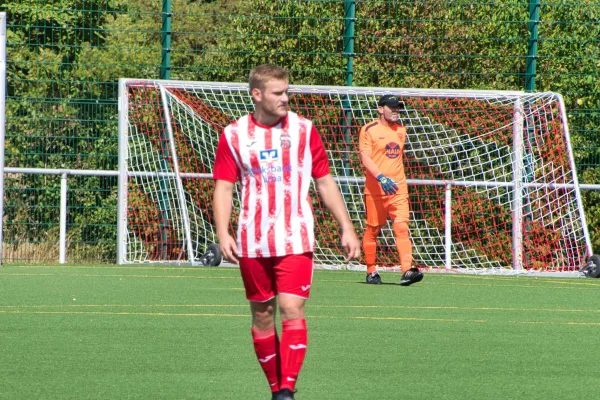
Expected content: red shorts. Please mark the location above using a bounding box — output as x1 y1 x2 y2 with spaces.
365 187 409 226
238 252 314 302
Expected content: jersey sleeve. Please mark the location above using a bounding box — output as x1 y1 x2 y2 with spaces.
358 125 373 158
309 125 331 179
212 132 240 183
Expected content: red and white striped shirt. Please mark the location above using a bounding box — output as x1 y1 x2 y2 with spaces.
213 112 330 258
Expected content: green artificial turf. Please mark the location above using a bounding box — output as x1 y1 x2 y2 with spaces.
1 265 600 399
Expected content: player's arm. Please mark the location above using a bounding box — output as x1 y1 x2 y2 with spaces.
358 125 383 178
360 151 383 180
358 126 398 195
310 125 360 261
212 132 240 263
313 174 360 261
213 179 239 264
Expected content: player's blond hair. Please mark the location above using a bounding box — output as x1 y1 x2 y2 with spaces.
249 64 289 91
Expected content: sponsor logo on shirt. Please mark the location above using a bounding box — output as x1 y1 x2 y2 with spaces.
252 149 292 183
251 165 292 175
259 149 279 163
385 142 401 159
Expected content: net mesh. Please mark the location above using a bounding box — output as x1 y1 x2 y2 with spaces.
120 80 590 273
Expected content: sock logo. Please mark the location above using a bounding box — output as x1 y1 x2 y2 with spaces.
258 354 276 363
289 344 307 350
286 377 296 382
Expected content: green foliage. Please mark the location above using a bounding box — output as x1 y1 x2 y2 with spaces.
352 1 528 89
2 0 129 260
182 0 347 84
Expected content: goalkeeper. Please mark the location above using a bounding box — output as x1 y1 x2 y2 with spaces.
358 94 423 286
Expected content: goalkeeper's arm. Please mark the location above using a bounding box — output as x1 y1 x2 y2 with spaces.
360 151 398 195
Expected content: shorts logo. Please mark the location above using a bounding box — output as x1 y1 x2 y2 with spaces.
259 149 279 163
301 285 311 291
385 142 401 159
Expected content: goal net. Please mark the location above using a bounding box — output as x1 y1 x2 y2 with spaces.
117 79 592 274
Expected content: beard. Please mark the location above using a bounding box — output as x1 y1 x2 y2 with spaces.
385 113 399 124
265 103 288 119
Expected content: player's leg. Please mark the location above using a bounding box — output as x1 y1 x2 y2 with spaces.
392 220 412 273
393 220 424 285
363 194 385 284
274 252 312 394
278 295 307 394
240 257 281 394
388 188 423 285
387 186 412 273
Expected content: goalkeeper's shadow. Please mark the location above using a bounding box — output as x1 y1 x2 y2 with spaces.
358 281 403 286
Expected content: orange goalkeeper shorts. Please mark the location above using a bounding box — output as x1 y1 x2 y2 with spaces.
364 187 409 226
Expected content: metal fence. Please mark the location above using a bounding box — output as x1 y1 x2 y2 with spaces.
1 0 599 263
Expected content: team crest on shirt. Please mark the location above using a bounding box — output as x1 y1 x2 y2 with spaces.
385 142 401 159
280 133 291 149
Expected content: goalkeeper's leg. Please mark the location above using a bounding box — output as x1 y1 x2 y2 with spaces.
392 221 412 273
388 186 412 273
363 224 381 274
363 194 386 280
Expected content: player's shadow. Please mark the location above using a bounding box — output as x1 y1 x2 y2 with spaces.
358 281 400 286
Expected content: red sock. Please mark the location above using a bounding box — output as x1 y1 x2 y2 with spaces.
252 326 280 393
279 319 307 391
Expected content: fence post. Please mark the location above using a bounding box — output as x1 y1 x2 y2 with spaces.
343 0 355 88
525 0 540 92
444 183 452 269
59 172 68 264
160 0 172 79
341 1 356 195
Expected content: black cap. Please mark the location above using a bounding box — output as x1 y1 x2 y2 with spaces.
378 94 404 108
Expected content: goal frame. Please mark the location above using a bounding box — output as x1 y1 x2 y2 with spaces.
116 78 593 274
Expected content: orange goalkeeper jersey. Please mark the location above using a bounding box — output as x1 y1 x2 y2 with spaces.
358 120 407 196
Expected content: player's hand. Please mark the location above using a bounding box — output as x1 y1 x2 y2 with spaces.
340 227 361 262
218 234 239 264
376 174 398 195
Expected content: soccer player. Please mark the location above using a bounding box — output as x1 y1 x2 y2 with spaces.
212 64 361 400
358 94 423 286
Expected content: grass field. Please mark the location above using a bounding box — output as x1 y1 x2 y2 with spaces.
1 264 600 399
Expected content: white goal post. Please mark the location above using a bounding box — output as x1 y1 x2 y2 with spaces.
117 78 593 274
